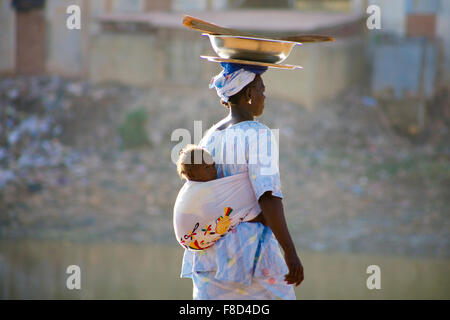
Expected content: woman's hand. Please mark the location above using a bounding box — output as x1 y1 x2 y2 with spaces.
284 251 304 287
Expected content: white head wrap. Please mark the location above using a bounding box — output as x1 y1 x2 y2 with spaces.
209 69 256 102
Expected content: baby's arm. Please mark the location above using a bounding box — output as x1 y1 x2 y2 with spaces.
258 191 304 287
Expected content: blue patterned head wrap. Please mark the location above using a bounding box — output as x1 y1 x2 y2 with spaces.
220 62 268 75
209 63 268 102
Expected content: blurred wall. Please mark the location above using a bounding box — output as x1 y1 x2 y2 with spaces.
88 31 166 87
436 1 450 84
369 0 450 85
368 0 406 36
0 0 15 74
88 27 218 87
265 37 366 108
112 0 142 12
88 22 366 109
45 0 86 77
107 0 172 12
172 0 228 11
0 0 175 77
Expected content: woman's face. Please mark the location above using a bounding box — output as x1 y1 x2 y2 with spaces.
248 75 266 117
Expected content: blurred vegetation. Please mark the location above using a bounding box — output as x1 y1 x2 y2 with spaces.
118 108 151 149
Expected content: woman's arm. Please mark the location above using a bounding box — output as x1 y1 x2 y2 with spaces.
259 191 304 287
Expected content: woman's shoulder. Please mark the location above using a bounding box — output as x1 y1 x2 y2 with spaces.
236 120 269 130
201 120 271 146
233 121 274 142
199 122 223 147
225 121 272 138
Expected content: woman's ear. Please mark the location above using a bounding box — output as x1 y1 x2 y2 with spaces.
220 99 230 108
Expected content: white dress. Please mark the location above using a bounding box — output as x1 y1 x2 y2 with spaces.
180 120 296 300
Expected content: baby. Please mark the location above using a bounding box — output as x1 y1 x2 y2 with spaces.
176 144 265 224
177 144 217 182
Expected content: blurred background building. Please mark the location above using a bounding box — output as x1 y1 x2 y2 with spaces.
1 0 449 107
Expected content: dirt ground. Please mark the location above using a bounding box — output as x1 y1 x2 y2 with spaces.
0 75 449 258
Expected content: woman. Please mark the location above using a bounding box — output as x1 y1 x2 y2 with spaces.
181 62 304 299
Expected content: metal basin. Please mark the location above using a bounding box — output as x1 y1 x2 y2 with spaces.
206 34 299 64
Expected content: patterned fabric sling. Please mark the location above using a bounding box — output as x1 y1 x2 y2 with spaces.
173 172 260 250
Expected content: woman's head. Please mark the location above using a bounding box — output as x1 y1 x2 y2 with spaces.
221 74 266 117
210 63 268 118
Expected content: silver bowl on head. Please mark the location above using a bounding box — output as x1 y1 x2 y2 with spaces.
205 34 300 64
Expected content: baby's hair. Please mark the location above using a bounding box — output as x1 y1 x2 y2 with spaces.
177 144 213 180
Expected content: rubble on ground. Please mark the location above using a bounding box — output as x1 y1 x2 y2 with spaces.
0 75 448 258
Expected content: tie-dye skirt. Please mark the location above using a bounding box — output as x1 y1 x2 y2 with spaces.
181 222 296 300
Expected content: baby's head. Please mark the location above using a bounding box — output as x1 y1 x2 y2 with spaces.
177 144 217 182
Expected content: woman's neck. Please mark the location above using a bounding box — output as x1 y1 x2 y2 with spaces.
228 105 254 123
